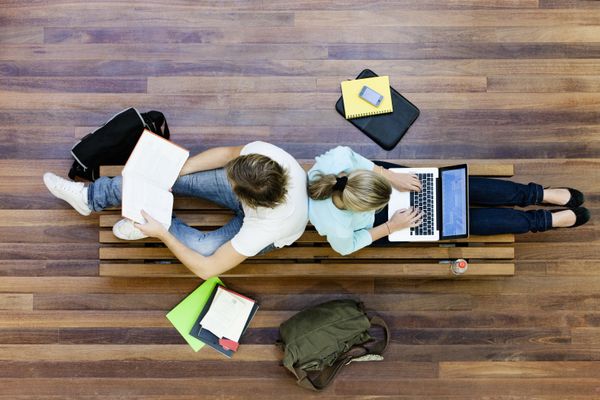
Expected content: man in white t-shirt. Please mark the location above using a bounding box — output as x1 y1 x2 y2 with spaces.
43 142 308 279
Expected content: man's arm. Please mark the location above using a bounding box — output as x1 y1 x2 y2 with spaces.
180 145 244 176
135 211 247 280
160 232 247 280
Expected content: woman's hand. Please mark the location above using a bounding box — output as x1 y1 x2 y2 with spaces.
386 171 422 192
387 207 423 232
134 210 169 240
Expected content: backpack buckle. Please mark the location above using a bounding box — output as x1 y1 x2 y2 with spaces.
345 354 384 365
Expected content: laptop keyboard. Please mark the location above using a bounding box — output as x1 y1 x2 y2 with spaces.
410 173 435 236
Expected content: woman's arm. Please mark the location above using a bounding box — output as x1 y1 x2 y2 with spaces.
369 208 423 242
327 229 373 256
180 145 244 176
368 223 391 242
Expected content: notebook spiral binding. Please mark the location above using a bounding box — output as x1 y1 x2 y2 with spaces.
348 109 392 119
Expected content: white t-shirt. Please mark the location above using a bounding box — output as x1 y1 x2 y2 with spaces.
230 142 308 257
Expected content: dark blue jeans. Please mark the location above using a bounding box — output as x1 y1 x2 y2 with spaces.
468 177 551 235
373 161 552 236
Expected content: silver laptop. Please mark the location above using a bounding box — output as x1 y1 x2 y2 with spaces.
388 164 469 242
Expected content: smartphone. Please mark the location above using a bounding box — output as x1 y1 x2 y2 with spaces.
359 85 384 107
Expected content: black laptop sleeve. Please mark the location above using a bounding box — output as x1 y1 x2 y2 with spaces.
335 69 420 151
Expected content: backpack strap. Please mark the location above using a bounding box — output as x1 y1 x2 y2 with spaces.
143 110 170 138
286 315 390 391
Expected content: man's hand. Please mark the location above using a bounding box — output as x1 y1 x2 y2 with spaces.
134 210 169 240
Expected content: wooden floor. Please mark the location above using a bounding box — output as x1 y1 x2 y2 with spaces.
1 0 599 398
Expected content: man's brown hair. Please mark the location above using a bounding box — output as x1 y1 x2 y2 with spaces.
225 154 289 208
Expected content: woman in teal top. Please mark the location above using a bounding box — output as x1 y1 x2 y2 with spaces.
307 146 423 255
308 147 589 256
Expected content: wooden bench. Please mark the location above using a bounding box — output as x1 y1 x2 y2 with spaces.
98 161 515 279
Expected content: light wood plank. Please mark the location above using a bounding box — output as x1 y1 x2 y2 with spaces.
148 76 318 94
0 344 280 362
0 294 33 311
100 162 514 177
439 361 600 379
44 25 600 45
99 229 515 244
488 75 600 92
5 92 600 111
571 328 600 345
295 10 600 27
99 246 515 260
1 44 326 61
99 262 515 278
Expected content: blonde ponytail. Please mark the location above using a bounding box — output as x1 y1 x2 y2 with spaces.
308 173 338 200
308 170 391 212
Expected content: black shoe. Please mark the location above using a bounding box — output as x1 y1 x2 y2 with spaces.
551 207 590 228
543 187 585 208
564 188 585 208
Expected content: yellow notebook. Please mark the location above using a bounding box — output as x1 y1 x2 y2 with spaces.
340 76 393 119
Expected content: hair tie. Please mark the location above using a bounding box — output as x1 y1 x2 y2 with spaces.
333 176 348 192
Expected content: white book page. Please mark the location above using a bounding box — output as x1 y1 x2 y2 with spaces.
200 287 255 342
122 173 174 228
122 130 189 190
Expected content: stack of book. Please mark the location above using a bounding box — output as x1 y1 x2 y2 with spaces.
166 277 258 357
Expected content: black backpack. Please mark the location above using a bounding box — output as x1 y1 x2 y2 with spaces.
68 107 170 181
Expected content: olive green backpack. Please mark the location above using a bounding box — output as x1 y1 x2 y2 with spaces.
278 299 390 391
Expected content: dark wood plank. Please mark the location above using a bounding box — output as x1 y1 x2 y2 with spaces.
0 360 284 378
0 260 98 277
328 43 600 59
0 77 147 93
5 59 600 78
32 292 472 312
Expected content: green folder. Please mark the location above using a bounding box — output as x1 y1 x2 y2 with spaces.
166 277 223 352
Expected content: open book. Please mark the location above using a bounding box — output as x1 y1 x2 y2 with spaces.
121 130 189 229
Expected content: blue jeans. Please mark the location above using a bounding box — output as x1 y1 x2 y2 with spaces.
88 169 274 256
372 161 552 236
468 177 551 235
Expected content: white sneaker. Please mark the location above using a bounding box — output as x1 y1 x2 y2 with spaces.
112 218 148 240
43 172 92 216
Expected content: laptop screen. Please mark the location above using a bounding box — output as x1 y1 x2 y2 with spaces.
441 166 468 238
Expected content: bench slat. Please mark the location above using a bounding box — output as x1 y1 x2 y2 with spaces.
99 246 514 260
99 229 514 244
99 262 515 278
101 162 513 177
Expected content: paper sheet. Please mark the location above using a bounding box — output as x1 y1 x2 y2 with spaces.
199 287 255 342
